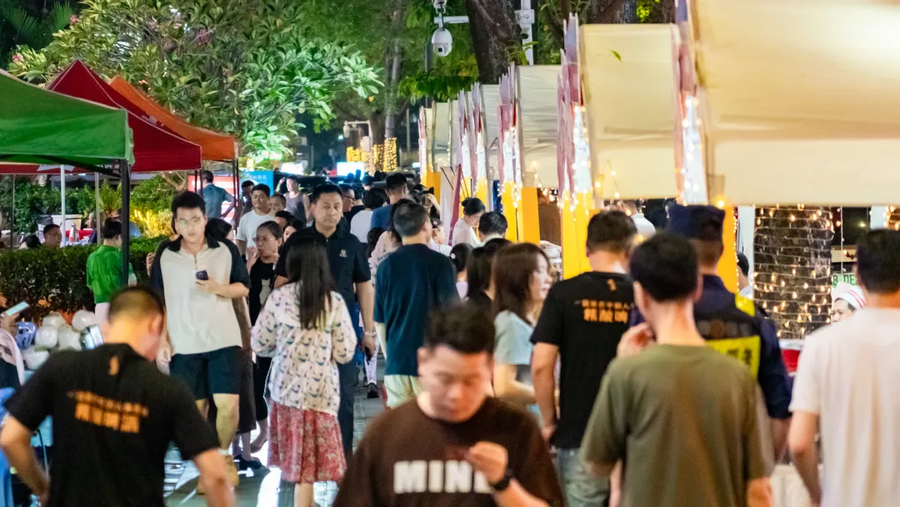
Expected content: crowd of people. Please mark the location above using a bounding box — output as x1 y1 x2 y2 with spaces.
2 169 900 507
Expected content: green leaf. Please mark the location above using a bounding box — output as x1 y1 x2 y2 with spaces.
610 50 622 62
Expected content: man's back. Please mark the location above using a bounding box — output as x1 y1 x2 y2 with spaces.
791 309 900 507
582 345 771 507
4 344 217 506
375 244 458 376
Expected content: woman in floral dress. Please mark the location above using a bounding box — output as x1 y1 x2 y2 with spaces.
251 237 357 507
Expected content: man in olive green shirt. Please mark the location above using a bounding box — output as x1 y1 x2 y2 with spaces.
581 233 773 507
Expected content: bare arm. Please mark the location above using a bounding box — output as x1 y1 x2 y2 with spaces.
746 477 774 507
375 323 387 359
0 416 49 503
494 480 550 507
492 364 535 406
274 275 288 288
197 280 249 299
193 449 236 507
236 239 247 256
357 281 376 352
770 417 790 462
788 411 822 505
531 343 559 434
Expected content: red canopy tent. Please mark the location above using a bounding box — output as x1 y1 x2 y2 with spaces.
0 60 201 175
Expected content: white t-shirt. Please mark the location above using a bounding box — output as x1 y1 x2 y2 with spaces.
452 219 478 246
350 209 374 243
236 209 276 248
791 308 900 507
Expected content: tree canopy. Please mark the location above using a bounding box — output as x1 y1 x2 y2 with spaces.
8 0 382 157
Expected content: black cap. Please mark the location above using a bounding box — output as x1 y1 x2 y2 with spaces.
666 204 724 241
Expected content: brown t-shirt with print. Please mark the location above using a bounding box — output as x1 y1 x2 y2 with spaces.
334 397 564 507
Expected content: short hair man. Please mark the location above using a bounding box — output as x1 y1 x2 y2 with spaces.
339 184 355 213
233 180 255 229
86 219 137 324
477 212 508 244
235 184 275 256
201 170 235 220
274 183 375 458
636 204 792 456
531 210 636 506
269 193 287 214
273 210 294 229
581 233 773 507
0 287 236 506
150 192 250 487
375 202 459 408
790 229 900 507
335 304 564 506
42 224 62 249
370 173 408 230
283 177 307 223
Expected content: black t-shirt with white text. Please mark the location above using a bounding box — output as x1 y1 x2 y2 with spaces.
4 344 218 507
531 272 634 449
249 260 275 324
334 397 563 507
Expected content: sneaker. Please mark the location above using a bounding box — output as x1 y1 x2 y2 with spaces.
238 456 264 471
367 383 380 399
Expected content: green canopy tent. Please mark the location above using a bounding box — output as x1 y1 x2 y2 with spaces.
0 70 135 283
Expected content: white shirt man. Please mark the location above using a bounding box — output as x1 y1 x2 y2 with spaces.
236 184 275 254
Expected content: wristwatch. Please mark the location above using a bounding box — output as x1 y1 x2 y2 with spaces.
491 468 514 492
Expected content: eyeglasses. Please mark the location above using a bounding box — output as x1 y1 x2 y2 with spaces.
176 217 204 229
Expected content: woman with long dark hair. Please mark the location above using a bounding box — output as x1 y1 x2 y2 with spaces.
251 237 357 507
491 243 552 410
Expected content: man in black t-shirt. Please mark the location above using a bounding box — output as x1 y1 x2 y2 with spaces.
531 210 637 507
335 304 563 507
0 288 234 507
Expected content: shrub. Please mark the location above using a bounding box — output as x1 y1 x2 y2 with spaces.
0 236 165 321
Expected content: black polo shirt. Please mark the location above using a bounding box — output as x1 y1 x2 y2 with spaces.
276 225 371 305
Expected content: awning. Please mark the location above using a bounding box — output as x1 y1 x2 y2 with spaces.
693 0 900 205
581 24 678 200
109 76 236 161
519 65 560 187
46 60 201 173
0 70 132 168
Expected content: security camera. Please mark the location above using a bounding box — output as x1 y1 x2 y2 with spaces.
432 27 453 57
433 0 447 10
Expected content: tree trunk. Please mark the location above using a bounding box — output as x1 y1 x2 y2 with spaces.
466 0 519 84
587 0 630 23
754 206 834 340
383 0 405 140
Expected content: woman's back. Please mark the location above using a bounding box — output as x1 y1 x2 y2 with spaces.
251 285 357 416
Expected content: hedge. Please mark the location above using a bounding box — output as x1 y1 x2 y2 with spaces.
0 237 165 322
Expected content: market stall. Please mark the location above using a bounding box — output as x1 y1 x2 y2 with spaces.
0 69 133 280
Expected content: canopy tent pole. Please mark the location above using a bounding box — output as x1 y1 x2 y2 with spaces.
120 161 131 286
11 175 15 248
94 172 101 237
60 165 67 246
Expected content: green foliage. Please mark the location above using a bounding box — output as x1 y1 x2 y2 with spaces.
637 0 668 23
0 236 163 321
9 0 381 157
0 0 73 63
129 175 176 213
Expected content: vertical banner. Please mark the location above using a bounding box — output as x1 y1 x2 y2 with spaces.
498 73 520 242
472 84 490 209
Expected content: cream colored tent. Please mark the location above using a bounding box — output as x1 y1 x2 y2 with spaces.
581 24 679 200
692 0 900 206
519 65 561 187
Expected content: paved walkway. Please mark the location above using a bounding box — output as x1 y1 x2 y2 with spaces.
167 367 385 506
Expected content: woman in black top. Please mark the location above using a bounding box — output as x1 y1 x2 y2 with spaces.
465 238 512 312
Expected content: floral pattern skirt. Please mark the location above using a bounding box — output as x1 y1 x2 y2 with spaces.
268 402 346 483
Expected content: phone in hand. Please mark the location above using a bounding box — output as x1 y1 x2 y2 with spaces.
195 270 209 281
3 301 29 318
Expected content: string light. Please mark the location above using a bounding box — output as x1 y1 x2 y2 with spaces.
383 138 398 171
755 205 834 340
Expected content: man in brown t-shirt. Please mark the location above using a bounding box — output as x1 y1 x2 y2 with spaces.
334 304 563 507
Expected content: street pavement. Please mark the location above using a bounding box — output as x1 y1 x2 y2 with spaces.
167 366 385 506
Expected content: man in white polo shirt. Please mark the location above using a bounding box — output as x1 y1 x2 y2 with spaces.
150 191 250 487
235 183 275 256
